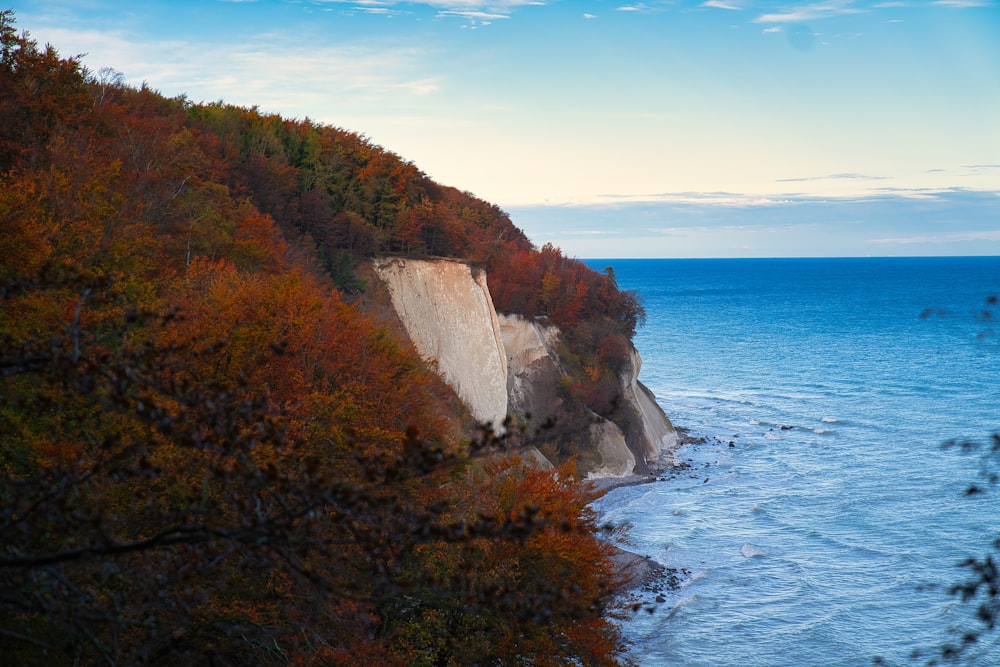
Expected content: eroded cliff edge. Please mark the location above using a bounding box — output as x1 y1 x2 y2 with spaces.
372 257 678 478
372 257 508 428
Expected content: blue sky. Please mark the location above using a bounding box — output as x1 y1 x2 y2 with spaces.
9 0 999 257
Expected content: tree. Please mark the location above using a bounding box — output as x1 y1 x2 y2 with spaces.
0 15 635 663
0 10 90 171
0 265 629 665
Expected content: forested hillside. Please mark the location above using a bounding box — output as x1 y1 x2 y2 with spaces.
0 10 642 664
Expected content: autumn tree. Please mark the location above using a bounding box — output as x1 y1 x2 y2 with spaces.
0 288 628 664
0 10 90 171
487 243 645 428
1 15 632 665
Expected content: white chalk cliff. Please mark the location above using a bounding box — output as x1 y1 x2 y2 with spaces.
497 314 562 422
372 257 677 477
619 348 680 471
372 257 508 428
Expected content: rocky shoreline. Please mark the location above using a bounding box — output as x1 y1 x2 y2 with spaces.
592 427 704 602
609 546 691 609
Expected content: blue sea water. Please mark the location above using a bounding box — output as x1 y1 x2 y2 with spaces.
584 257 1000 667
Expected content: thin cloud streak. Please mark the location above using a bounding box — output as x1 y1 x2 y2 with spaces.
931 0 994 7
312 0 546 15
754 0 867 23
518 188 1000 217
778 172 888 182
616 3 654 12
509 189 1000 257
591 191 795 206
702 0 743 9
869 231 1000 244
30 26 443 113
439 10 511 20
577 186 988 207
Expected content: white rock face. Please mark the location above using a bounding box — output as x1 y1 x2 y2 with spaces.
497 314 562 418
372 258 508 428
372 257 678 477
621 348 679 468
499 313 678 472
586 420 636 479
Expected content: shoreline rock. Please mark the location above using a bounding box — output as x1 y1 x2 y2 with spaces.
608 545 691 606
609 546 665 594
588 426 702 492
595 427 704 600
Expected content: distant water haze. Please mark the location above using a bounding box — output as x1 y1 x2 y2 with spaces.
511 191 1000 259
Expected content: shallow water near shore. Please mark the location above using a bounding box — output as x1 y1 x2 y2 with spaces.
586 257 1000 666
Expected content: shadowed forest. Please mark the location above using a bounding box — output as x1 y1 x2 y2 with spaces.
0 10 649 665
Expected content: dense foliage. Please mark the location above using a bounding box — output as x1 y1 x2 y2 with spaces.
184 102 533 269
0 11 635 665
489 244 645 423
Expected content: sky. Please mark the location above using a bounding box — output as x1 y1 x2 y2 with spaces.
8 0 1000 257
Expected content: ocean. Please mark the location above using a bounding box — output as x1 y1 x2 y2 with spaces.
584 257 1000 667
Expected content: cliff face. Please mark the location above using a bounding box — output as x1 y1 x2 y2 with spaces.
618 348 680 472
497 314 563 423
373 257 677 477
372 257 508 428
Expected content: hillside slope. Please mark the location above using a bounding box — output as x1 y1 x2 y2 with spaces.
0 11 658 665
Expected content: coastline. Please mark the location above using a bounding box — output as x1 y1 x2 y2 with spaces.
591 474 667 599
589 427 703 492
593 427 703 599
609 546 667 597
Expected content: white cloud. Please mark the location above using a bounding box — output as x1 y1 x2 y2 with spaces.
429 0 545 6
778 172 887 182
754 0 866 23
583 13 597 19
439 10 510 19
28 25 443 113
308 0 545 21
313 0 545 11
931 0 993 6
702 0 742 9
869 230 1000 244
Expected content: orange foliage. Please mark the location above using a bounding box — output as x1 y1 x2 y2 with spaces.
389 458 627 666
0 12 632 665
